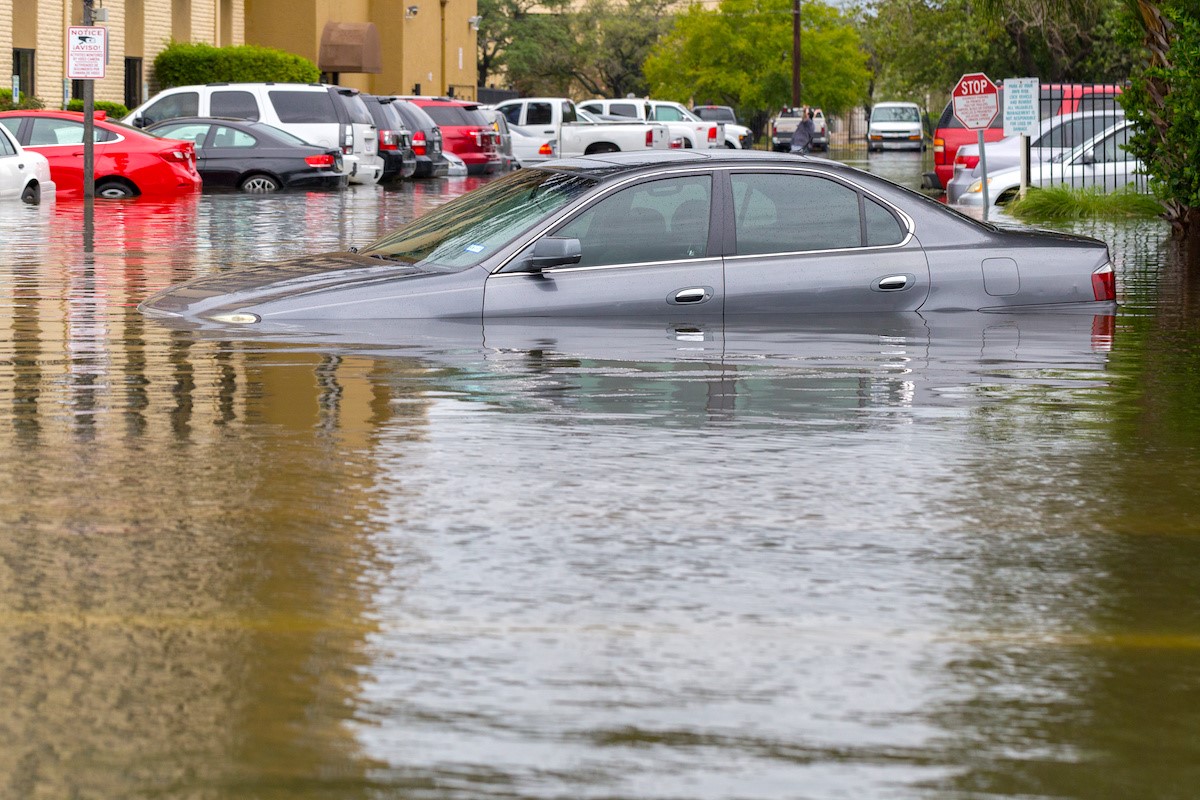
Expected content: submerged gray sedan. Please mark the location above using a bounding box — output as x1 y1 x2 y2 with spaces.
139 151 1117 324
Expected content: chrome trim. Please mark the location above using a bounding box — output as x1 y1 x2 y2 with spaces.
490 163 916 275
493 256 722 277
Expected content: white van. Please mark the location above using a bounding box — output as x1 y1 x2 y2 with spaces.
867 101 925 152
124 83 383 184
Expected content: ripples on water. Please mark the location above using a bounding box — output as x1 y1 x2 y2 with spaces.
0 179 1198 799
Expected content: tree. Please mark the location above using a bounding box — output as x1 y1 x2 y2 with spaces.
644 0 869 116
476 0 573 89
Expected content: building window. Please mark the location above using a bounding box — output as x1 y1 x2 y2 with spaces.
12 49 35 100
125 58 144 108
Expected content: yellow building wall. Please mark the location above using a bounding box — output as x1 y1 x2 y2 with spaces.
0 0 13 80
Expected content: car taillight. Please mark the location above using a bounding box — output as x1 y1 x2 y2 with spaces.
933 136 945 155
645 129 654 148
669 137 685 149
342 124 354 154
412 130 427 156
1092 262 1116 302
538 142 554 156
305 154 336 168
162 148 192 164
378 130 400 151
707 126 717 143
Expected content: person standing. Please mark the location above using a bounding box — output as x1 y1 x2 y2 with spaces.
790 107 816 155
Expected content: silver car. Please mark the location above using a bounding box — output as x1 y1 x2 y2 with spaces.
139 151 1117 324
946 110 1125 205
956 120 1143 207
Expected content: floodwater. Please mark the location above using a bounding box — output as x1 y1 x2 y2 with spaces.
1 163 1199 800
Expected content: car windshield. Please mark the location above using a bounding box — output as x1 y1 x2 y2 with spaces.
361 169 599 269
873 106 920 122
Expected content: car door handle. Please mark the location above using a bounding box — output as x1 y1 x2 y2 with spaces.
669 287 713 305
874 274 911 292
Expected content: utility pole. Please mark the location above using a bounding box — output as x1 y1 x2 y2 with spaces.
791 0 801 107
81 0 95 201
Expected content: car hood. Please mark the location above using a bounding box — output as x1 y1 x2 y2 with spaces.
139 251 453 319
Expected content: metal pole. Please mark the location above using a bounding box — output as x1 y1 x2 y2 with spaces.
82 0 95 201
791 0 801 107
978 128 989 222
1019 133 1030 199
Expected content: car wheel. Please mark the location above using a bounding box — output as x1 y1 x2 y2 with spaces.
725 141 737 149
96 180 136 199
583 143 619 155
20 182 40 205
240 174 282 192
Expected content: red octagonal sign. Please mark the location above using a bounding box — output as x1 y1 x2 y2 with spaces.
952 72 999 130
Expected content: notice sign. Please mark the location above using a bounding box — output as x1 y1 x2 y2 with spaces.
67 26 107 80
1003 78 1040 137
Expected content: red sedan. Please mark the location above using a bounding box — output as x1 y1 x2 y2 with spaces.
0 110 201 199
407 99 500 176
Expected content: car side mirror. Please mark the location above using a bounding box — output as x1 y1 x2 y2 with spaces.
1080 149 1097 165
132 116 146 128
525 237 582 272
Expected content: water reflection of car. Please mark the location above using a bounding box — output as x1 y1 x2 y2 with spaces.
945 110 1125 205
147 117 346 192
955 120 1142 208
0 109 201 199
139 151 1117 325
867 102 925 152
0 120 54 204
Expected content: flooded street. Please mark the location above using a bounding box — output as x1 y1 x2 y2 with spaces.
1 161 1199 799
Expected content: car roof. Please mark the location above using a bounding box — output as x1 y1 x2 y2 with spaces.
534 149 859 180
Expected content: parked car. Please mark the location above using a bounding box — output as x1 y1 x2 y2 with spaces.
122 82 383 185
0 110 200 199
0 120 54 204
146 117 345 192
928 82 1123 191
388 99 447 179
768 107 828 152
945 109 1126 204
955 119 1142 208
361 95 417 183
139 151 1116 325
577 98 723 149
477 107 519 171
405 98 500 176
867 102 925 152
494 97 668 156
691 104 754 148
507 124 556 167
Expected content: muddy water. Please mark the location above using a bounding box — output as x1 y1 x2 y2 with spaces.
0 175 1197 799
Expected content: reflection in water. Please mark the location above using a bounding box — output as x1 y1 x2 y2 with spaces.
0 188 1197 798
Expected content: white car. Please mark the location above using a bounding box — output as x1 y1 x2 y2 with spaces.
945 110 1126 205
0 122 54 204
956 120 1142 207
867 101 924 152
691 105 754 149
508 124 556 167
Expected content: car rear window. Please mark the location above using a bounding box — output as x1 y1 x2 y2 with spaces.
694 107 736 123
211 90 260 121
268 90 340 124
422 105 488 127
339 93 375 125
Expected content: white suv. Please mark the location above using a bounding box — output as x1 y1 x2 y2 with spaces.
124 83 383 184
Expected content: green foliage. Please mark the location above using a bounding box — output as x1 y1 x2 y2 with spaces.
153 43 320 89
477 0 572 89
1006 184 1163 221
1121 5 1200 219
645 0 869 115
0 89 45 110
66 99 130 118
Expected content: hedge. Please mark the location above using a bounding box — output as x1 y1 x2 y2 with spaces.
153 42 321 89
0 89 44 111
67 99 130 118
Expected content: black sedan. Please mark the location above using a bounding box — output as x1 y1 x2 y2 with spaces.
147 117 347 192
139 151 1117 324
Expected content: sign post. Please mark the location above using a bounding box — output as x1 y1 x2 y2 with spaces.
1003 77 1040 199
952 72 999 220
67 21 106 201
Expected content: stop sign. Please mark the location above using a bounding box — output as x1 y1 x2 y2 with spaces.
952 73 999 130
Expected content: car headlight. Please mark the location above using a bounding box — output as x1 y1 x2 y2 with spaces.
967 178 992 194
210 312 261 324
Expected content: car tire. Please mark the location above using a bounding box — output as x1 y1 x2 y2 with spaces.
583 143 619 155
96 179 137 199
20 182 40 205
725 141 737 149
240 174 282 193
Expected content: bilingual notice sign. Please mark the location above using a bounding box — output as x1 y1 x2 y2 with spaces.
67 26 107 80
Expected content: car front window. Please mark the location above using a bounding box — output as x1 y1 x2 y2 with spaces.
361 169 599 269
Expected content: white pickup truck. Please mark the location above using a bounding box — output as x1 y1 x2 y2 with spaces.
578 98 725 149
493 98 668 156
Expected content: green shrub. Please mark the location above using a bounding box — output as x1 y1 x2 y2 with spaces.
153 42 321 89
1006 184 1163 221
0 89 45 110
66 99 130 118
